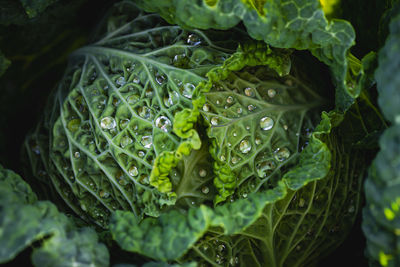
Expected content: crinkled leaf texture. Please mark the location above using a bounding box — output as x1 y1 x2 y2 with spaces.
25 1 242 227
111 80 366 267
135 0 358 111
0 165 109 266
362 4 400 266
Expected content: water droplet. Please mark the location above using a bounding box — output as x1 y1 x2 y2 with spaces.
155 73 166 84
242 192 248 198
199 169 207 177
255 137 261 145
68 118 81 132
145 88 154 98
231 156 239 164
274 147 290 161
137 106 152 119
113 98 120 107
283 125 288 130
155 116 172 132
227 142 232 147
237 107 243 114
141 136 153 148
216 100 221 105
244 87 254 97
100 116 116 130
138 151 145 157
133 77 140 84
163 91 179 107
268 89 276 98
74 151 80 158
260 117 274 130
187 34 201 46
120 135 133 148
120 119 130 129
233 132 237 137
248 105 256 111
220 155 226 161
202 186 209 194
128 166 139 177
182 83 195 99
211 117 219 126
103 85 109 90
226 96 234 104
202 103 210 112
172 54 189 68
116 76 126 87
246 126 250 131
99 190 110 198
218 244 225 252
239 139 251 154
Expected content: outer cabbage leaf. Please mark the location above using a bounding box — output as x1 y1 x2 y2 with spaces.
135 0 357 110
25 1 242 226
0 165 109 266
362 4 400 266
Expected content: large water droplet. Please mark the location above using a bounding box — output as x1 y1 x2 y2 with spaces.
116 77 126 87
120 135 133 148
155 116 172 132
128 166 139 177
274 147 290 161
100 116 116 130
226 96 234 104
182 83 195 99
239 139 251 154
138 151 145 157
260 117 274 130
237 107 243 114
141 136 153 148
74 151 81 158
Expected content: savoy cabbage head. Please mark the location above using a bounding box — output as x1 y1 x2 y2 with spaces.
0 0 397 266
23 1 369 266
